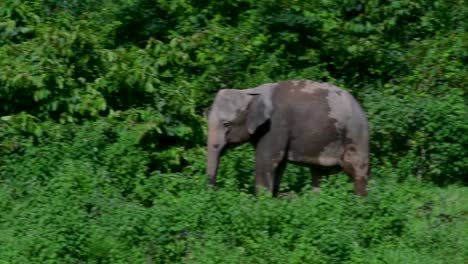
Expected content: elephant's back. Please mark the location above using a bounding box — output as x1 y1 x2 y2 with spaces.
273 80 365 128
272 80 369 166
272 80 351 125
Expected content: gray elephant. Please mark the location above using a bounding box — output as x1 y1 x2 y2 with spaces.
207 80 370 196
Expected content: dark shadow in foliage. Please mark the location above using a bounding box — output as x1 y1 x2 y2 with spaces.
256 5 322 69
113 0 253 48
103 87 156 112
113 0 178 48
190 0 252 26
41 0 109 17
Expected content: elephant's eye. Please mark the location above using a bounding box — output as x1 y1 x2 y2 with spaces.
222 121 230 127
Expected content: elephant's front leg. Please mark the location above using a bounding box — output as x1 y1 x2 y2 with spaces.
254 135 287 197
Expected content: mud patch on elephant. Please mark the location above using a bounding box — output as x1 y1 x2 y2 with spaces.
279 86 343 166
290 80 306 87
340 139 369 181
326 90 351 131
318 140 343 166
281 80 320 94
297 80 319 94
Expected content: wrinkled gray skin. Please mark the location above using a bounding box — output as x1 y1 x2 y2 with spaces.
207 80 370 196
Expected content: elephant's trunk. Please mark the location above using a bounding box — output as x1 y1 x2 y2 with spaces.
207 123 224 186
207 149 220 186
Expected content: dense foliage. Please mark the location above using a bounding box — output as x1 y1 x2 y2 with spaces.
0 0 467 262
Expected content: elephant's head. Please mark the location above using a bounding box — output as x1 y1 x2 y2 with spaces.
206 85 275 186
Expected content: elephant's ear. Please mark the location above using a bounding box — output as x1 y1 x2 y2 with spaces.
245 84 275 134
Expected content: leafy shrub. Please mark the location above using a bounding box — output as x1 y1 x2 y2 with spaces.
367 88 468 184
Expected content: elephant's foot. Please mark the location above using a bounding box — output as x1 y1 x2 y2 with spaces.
354 178 368 196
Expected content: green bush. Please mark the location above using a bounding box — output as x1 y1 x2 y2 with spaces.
1 168 467 263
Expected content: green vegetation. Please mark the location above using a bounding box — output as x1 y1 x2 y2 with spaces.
0 0 467 262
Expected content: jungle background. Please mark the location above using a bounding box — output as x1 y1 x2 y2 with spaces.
0 0 467 263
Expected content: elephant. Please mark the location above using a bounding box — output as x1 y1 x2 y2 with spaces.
206 80 370 196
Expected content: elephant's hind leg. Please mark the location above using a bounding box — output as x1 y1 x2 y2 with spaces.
309 166 341 193
309 167 328 192
340 147 369 196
